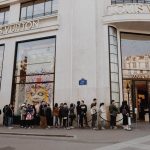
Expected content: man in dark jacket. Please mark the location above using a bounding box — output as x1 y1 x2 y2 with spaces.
80 100 88 127
76 101 81 127
109 100 119 129
62 103 69 128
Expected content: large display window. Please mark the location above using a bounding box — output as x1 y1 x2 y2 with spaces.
12 37 56 114
121 33 150 121
108 26 120 105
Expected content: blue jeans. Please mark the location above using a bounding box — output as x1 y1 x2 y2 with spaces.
7 117 13 127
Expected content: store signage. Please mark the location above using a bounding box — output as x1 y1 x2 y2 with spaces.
106 4 150 15
79 78 87 86
0 19 39 35
124 73 150 79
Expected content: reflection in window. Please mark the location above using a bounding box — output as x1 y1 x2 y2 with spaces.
108 27 120 104
33 0 45 17
0 45 4 88
0 7 9 25
20 0 58 20
12 37 56 115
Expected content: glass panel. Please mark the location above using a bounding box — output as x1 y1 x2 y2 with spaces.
0 12 4 24
109 27 117 37
52 0 58 13
4 11 9 24
110 54 118 63
111 82 119 92
33 0 45 17
145 0 150 3
110 45 118 54
111 0 116 4
0 45 4 77
124 0 132 3
111 73 119 82
116 0 123 4
20 7 26 20
109 36 117 45
109 26 120 104
14 82 54 114
13 37 56 115
45 0 52 14
112 92 119 102
111 63 118 73
133 0 138 2
27 2 33 19
138 0 145 3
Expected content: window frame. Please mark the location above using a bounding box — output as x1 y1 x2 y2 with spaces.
11 36 56 109
108 26 120 105
0 7 9 25
20 0 58 21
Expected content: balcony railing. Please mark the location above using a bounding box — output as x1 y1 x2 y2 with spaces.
111 0 150 4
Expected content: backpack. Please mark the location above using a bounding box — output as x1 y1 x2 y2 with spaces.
26 112 32 120
122 107 127 115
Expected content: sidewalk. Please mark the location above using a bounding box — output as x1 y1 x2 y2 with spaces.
0 122 149 141
0 122 150 150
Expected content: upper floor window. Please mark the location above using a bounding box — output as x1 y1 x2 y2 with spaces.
20 0 58 20
0 7 9 25
111 0 150 4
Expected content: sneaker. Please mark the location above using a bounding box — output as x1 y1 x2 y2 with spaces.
114 126 117 129
8 127 13 129
101 127 105 130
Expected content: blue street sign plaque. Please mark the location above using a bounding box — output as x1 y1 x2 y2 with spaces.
79 78 87 85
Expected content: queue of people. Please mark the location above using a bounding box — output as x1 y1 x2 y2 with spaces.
1 99 131 130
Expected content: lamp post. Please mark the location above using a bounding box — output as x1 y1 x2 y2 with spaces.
126 82 130 111
126 82 132 130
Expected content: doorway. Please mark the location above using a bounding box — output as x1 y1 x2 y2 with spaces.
133 81 149 121
123 80 150 122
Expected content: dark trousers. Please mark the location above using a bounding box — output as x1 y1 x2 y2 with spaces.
80 114 88 127
110 115 116 128
63 118 68 128
69 116 74 126
59 116 63 127
91 114 97 128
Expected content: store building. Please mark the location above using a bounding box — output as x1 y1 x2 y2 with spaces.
0 0 150 123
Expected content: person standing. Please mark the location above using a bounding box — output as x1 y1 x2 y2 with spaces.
39 101 47 129
109 100 119 129
53 103 59 128
62 103 69 129
90 103 97 129
76 101 81 127
69 103 75 128
5 104 14 128
99 103 107 129
80 100 88 128
20 103 27 128
59 103 64 127
46 104 52 128
120 101 130 130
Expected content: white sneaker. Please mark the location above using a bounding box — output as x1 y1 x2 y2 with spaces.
101 127 105 130
8 127 13 129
